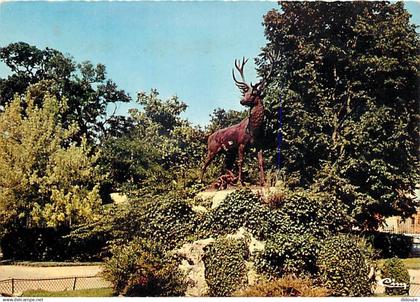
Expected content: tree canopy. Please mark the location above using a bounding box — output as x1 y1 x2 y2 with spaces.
100 89 207 195
259 1 419 229
0 92 103 230
0 42 131 141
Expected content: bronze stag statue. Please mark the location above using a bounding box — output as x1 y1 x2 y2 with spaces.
201 55 275 186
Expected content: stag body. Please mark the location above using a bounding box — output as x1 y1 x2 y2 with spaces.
201 57 273 186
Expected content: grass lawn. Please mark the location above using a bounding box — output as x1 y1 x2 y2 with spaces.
402 258 420 269
377 258 420 269
22 288 113 297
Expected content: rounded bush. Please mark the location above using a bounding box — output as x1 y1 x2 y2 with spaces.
202 238 248 296
201 189 271 239
317 234 374 296
381 257 410 296
256 232 318 277
278 190 352 237
102 239 187 296
116 194 197 249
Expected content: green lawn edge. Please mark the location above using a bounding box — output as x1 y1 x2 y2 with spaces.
22 288 113 297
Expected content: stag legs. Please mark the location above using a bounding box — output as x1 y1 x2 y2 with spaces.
200 152 216 181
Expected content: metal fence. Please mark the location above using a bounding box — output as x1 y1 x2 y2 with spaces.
0 275 111 296
410 283 420 297
1 276 419 297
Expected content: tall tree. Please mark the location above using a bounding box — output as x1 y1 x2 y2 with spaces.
260 1 419 229
0 42 131 141
0 91 103 230
100 89 206 195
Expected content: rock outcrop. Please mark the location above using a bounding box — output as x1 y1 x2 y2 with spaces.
174 227 265 296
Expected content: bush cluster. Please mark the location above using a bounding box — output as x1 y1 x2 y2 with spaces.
71 193 198 251
200 188 351 242
256 232 318 277
200 189 271 240
102 239 187 296
202 238 248 296
317 234 374 296
126 195 198 249
96 189 375 297
197 189 374 296
278 190 352 237
381 258 410 296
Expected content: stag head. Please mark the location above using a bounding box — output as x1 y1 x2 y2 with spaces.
232 51 278 107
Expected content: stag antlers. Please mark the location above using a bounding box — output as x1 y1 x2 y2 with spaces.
255 49 279 91
232 50 279 95
232 57 250 95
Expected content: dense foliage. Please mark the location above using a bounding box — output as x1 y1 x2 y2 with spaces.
70 193 198 251
0 42 131 141
102 239 187 296
1 227 104 261
381 257 410 296
259 1 419 229
256 233 318 277
364 231 413 259
0 93 102 231
100 89 207 195
317 234 374 296
201 188 352 241
200 189 271 239
202 238 248 296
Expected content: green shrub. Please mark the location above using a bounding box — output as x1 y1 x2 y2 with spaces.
381 257 410 296
256 232 318 277
198 188 352 243
278 190 352 238
200 189 272 240
234 275 329 297
102 239 187 296
317 234 374 296
72 194 198 251
212 188 348 234
202 238 248 296
129 196 197 249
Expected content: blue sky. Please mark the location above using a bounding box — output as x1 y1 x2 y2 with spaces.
0 1 419 126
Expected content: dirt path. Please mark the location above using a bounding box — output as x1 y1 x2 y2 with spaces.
0 265 103 279
0 265 109 295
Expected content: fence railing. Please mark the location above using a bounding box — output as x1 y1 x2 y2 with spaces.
381 224 420 235
1 276 419 297
409 283 420 297
0 275 111 296
374 282 420 297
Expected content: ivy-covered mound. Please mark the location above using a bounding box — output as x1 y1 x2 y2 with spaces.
93 188 376 297
196 189 374 297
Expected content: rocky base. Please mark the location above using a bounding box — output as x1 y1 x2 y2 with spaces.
174 227 265 297
173 187 276 296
